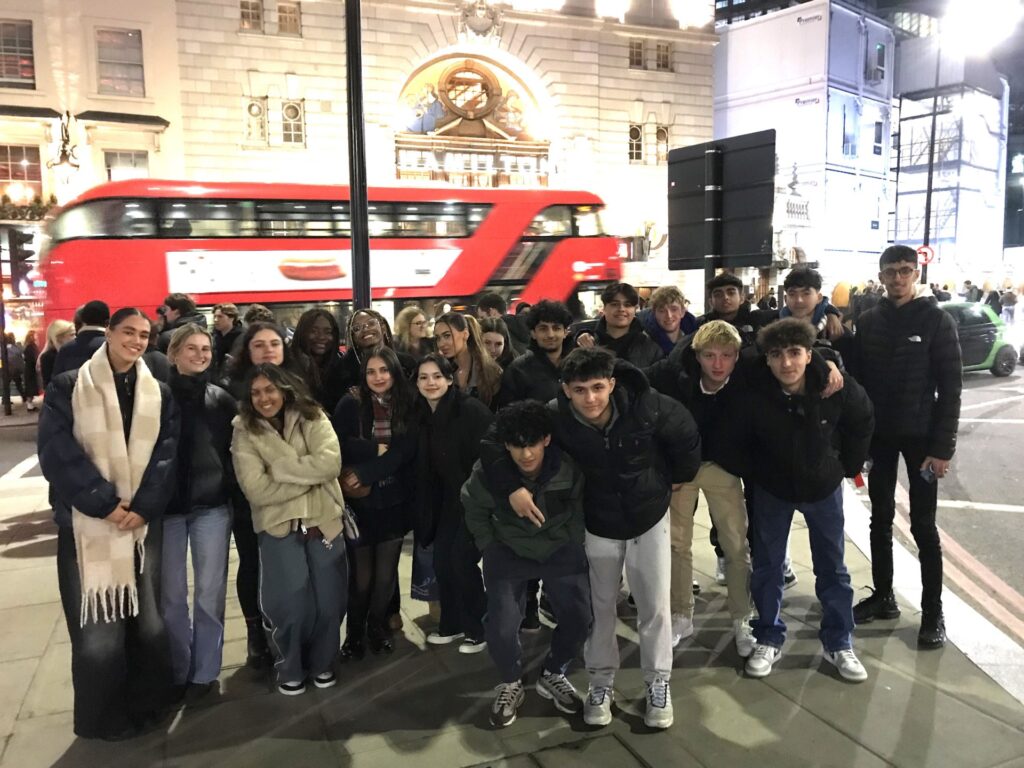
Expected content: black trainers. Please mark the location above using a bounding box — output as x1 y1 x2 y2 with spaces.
245 619 272 669
490 680 526 728
521 611 542 632
853 590 900 625
918 612 946 649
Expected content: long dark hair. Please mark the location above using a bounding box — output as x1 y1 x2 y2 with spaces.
292 308 341 391
435 312 502 406
237 363 322 432
228 321 295 383
358 346 414 435
478 316 516 368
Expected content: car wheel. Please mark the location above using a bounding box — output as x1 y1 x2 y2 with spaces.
992 346 1017 377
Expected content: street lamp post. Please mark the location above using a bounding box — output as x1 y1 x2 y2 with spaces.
346 0 371 310
920 34 942 285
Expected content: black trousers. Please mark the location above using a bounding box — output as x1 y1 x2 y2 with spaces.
867 435 944 616
231 500 261 620
57 524 174 739
433 515 486 639
483 542 591 683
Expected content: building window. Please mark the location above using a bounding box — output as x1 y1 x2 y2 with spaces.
628 124 643 162
104 150 149 181
655 42 672 72
282 100 305 144
240 0 263 32
278 2 301 35
842 104 858 158
245 97 268 144
0 144 42 200
96 29 145 97
0 20 34 90
656 125 670 164
628 39 645 69
873 121 883 156
867 42 886 82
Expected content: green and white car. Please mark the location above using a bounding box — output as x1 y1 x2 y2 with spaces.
941 302 1018 377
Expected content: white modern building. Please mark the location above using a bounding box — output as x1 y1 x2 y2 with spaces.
713 0 895 284
0 0 718 290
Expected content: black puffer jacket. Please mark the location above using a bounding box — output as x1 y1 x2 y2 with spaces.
38 369 180 528
574 317 664 369
52 329 105 377
166 370 237 513
851 295 962 459
697 303 774 346
741 359 874 503
332 393 418 511
495 339 573 408
482 361 701 540
213 324 243 377
415 387 494 544
158 311 209 354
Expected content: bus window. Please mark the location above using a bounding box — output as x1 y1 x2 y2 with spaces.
574 205 606 237
256 200 350 237
393 203 468 237
52 199 157 241
158 200 257 237
524 205 572 238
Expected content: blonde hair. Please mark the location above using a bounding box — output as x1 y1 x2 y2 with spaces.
167 323 213 366
649 285 686 311
45 319 75 352
691 320 742 352
394 305 428 346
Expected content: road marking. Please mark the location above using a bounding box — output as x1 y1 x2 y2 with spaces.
959 418 1024 424
0 455 39 484
937 499 1024 514
960 394 1024 411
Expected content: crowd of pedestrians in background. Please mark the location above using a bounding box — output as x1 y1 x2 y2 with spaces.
25 244 963 742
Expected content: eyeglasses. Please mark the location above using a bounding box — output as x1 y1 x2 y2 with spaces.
881 266 917 279
411 321 427 327
351 321 380 334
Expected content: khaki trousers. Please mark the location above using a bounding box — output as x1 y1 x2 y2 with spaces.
669 462 751 620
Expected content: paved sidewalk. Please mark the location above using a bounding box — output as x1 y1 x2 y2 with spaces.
1 472 1022 768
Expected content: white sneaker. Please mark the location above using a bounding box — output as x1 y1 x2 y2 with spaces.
671 613 694 647
458 637 488 654
426 631 464 645
733 619 756 658
745 643 782 678
643 677 673 729
715 557 727 585
824 648 868 682
583 685 614 727
783 564 798 590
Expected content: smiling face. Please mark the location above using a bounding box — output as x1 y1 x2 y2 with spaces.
766 345 812 393
250 375 285 420
507 436 551 478
351 312 382 350
416 361 451 403
602 294 636 331
249 329 285 365
531 320 567 353
434 321 468 359
365 355 394 395
106 314 150 370
174 333 213 375
482 331 505 360
784 286 822 321
306 315 334 357
562 376 615 425
655 301 685 335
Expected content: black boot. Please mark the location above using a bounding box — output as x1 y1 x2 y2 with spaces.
246 617 271 669
853 590 900 625
918 612 946 649
340 636 366 661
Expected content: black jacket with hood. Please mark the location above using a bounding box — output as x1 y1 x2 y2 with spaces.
158 311 209 354
850 292 962 459
574 317 664 369
481 361 701 540
495 338 574 408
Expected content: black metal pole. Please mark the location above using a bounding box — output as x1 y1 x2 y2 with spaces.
0 299 11 417
704 147 723 313
346 0 371 309
921 36 942 285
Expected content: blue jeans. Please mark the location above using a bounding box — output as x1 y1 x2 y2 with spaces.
160 506 232 685
749 484 854 652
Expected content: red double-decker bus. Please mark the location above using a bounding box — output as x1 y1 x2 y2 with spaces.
37 179 620 324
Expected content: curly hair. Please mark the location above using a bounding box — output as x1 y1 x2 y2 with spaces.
292 308 341 391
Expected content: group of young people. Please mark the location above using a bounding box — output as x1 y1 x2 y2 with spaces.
35 243 960 741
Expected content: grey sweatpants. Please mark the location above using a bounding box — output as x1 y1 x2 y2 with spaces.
258 530 347 683
584 511 672 687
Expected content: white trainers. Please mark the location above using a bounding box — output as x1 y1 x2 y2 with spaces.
671 613 694 647
643 677 673 729
426 631 464 645
745 643 782 678
583 685 614 726
716 557 727 585
824 648 868 682
783 564 798 590
733 619 756 658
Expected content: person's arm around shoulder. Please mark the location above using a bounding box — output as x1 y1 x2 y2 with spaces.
461 461 499 551
925 308 963 472
270 412 342 485
37 373 120 519
653 392 701 487
231 422 310 506
836 373 875 477
128 383 182 522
